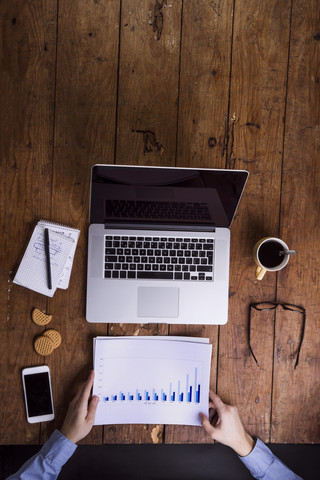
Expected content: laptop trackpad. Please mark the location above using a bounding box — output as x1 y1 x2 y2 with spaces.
137 287 179 318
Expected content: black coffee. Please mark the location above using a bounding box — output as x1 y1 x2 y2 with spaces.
258 241 283 268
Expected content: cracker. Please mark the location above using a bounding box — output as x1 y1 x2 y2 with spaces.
43 329 62 349
32 308 52 326
34 335 54 356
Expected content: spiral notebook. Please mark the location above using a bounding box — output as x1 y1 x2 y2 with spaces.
13 220 80 297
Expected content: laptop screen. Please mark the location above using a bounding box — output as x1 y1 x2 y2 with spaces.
90 165 248 228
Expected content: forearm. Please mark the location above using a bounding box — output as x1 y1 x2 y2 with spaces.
238 438 303 480
6 430 77 480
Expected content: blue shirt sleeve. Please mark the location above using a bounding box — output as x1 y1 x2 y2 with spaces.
238 438 303 480
6 430 77 480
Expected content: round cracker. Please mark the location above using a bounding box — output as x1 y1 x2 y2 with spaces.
34 335 54 356
43 329 62 349
32 308 52 326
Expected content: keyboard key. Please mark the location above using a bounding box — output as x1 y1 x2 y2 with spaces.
184 273 190 280
128 271 136 279
137 272 174 279
152 264 159 271
120 271 127 278
137 264 144 270
105 248 116 255
197 266 213 272
105 256 117 262
203 244 214 250
191 275 198 280
105 263 113 270
104 271 111 278
112 271 119 278
174 272 183 280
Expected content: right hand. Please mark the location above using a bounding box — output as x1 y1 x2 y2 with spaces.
200 391 255 457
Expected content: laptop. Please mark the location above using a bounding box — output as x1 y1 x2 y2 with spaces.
86 164 248 324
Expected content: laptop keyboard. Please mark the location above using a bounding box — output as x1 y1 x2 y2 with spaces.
104 235 214 281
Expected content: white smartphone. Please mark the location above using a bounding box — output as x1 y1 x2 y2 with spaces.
22 365 55 423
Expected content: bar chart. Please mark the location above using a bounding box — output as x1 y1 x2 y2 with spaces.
102 367 201 405
93 337 212 426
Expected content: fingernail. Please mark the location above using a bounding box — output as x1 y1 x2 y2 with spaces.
93 396 99 404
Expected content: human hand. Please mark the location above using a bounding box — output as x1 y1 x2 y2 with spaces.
60 370 99 444
200 391 255 457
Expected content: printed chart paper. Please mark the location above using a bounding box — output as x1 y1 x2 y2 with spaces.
93 337 212 426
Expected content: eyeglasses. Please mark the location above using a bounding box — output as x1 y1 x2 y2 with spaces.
249 302 306 369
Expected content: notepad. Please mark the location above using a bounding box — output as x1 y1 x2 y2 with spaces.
13 220 80 297
92 336 212 426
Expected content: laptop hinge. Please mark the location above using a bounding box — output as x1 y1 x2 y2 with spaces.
104 222 216 232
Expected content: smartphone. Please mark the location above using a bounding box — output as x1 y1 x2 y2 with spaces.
22 365 55 423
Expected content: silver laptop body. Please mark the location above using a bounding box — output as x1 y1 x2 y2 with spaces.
86 165 248 324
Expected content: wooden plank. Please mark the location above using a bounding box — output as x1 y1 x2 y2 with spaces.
217 0 291 443
104 0 182 444
115 0 182 167
272 0 320 443
40 0 121 445
166 0 234 443
0 0 57 444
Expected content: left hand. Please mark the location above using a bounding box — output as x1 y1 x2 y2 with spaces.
60 370 99 444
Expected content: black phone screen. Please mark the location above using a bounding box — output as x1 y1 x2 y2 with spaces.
24 372 53 417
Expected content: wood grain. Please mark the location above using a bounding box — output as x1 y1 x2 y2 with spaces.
166 0 234 444
40 0 121 444
1 0 319 445
115 0 182 167
217 0 291 443
0 0 57 444
104 0 182 444
272 0 320 443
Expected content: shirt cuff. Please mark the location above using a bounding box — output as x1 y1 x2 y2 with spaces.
39 429 78 468
238 438 274 477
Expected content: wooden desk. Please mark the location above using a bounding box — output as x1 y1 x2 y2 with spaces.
1 0 319 445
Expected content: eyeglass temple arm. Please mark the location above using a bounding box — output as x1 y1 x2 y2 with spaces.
249 306 260 367
294 311 306 369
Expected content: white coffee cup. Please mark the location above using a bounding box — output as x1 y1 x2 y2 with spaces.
253 237 295 280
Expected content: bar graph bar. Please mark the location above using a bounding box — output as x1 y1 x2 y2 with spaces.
101 367 201 405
